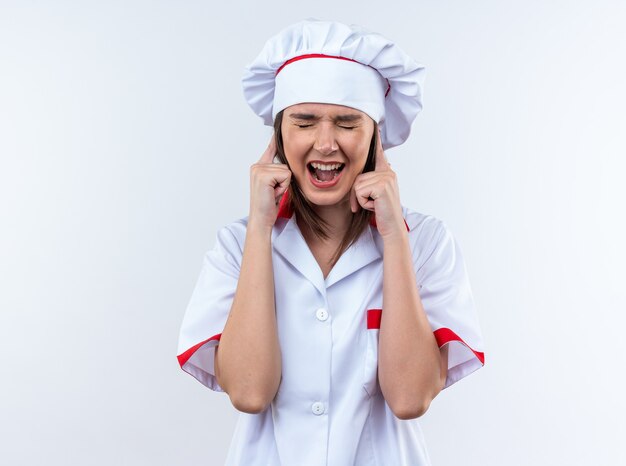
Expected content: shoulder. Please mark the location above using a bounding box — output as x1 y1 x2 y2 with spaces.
402 205 448 245
210 216 249 259
212 215 292 257
400 205 451 268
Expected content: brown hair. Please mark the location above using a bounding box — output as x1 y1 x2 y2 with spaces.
273 110 377 268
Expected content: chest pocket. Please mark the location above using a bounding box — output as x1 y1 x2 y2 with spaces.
363 308 382 396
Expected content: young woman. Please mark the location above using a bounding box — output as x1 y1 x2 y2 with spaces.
178 19 485 465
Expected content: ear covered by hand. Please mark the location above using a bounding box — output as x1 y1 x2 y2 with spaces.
349 129 406 239
248 135 292 230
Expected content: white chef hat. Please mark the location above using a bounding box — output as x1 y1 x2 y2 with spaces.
242 19 426 150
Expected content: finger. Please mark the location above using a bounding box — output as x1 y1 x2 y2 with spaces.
350 182 359 213
274 184 289 204
374 128 390 172
259 134 277 164
354 184 377 212
351 171 383 187
354 172 390 194
272 168 291 198
274 186 290 205
358 193 376 211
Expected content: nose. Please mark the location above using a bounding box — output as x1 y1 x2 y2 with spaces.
314 124 338 155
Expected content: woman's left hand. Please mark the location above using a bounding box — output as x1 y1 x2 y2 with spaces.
350 129 407 239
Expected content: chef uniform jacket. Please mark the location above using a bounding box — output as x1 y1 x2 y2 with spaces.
177 198 485 466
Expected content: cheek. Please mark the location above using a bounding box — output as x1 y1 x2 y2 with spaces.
282 129 310 160
340 134 371 166
282 142 309 174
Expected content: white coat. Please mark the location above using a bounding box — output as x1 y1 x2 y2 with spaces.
177 199 485 465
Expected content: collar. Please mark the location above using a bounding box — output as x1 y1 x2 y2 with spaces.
273 208 382 291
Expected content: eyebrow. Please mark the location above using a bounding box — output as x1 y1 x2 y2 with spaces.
336 114 363 122
288 112 364 122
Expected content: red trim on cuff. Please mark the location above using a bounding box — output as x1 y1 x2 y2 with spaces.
434 327 485 365
177 333 222 368
367 308 382 329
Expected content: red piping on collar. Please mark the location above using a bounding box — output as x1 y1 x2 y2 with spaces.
275 191 409 232
276 190 294 219
276 53 391 98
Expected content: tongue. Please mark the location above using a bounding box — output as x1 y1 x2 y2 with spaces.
315 169 338 182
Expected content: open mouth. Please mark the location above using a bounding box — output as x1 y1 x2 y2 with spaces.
307 162 345 182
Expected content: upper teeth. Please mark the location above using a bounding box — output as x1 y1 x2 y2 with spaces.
311 162 342 170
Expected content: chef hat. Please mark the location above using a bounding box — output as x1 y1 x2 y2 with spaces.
242 19 426 149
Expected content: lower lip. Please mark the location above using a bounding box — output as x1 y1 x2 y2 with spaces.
307 166 344 188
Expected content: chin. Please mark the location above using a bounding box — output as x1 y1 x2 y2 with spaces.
302 190 349 208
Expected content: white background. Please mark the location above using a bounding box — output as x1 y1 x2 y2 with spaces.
1 1 625 465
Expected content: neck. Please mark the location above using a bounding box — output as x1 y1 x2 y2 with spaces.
297 198 353 244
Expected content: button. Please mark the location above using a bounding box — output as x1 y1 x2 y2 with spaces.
315 307 329 321
311 402 325 415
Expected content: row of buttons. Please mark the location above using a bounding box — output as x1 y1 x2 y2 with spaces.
312 307 329 415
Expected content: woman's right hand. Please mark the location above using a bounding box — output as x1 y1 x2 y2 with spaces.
219 134 286 411
248 135 292 230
